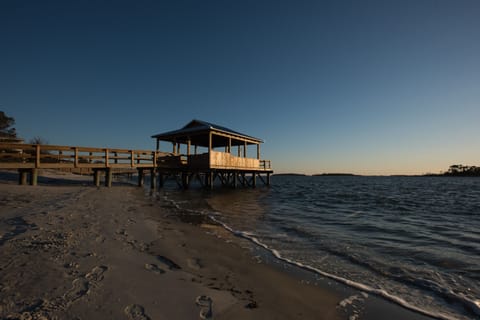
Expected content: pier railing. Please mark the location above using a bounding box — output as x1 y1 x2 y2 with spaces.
158 152 273 171
260 160 272 170
0 143 158 169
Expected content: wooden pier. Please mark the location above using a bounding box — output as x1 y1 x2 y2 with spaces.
0 143 160 187
0 120 273 189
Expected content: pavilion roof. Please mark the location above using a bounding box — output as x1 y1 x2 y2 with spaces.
152 120 263 147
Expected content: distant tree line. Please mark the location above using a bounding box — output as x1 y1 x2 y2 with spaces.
444 164 480 177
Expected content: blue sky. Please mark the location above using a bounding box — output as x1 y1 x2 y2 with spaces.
1 0 479 174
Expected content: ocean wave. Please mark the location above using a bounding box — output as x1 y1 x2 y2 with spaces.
208 215 480 320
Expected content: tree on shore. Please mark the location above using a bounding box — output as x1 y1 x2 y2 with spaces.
445 164 480 176
29 136 49 145
0 111 16 138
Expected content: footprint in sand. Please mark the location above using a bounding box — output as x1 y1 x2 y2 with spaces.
196 295 213 320
64 278 89 302
64 266 108 303
124 304 151 320
86 265 108 282
144 263 165 274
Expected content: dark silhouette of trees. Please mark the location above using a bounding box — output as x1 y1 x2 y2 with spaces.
0 111 16 138
445 164 480 176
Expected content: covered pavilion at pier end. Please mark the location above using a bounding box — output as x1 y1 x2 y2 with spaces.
152 120 273 189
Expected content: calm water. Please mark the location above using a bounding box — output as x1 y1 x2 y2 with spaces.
160 176 480 320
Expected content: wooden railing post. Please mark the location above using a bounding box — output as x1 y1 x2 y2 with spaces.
131 150 134 167
74 147 79 168
105 149 109 167
35 145 41 168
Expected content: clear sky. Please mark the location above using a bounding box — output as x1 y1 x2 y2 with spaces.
1 0 479 175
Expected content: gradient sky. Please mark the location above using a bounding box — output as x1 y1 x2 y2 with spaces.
1 0 479 175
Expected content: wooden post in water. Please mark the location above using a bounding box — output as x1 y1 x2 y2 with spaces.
206 171 214 190
182 172 189 189
150 169 156 190
137 169 144 187
158 171 164 188
233 172 237 188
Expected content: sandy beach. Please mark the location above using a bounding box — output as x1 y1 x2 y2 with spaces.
0 170 434 320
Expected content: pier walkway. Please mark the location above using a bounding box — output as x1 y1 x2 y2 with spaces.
0 142 272 189
0 143 159 187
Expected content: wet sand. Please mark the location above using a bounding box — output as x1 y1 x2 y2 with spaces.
0 170 435 320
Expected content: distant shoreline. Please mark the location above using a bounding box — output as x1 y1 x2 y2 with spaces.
273 173 480 177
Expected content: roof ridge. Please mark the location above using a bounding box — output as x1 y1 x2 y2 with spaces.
152 119 263 143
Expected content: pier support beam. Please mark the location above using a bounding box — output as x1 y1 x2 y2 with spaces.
18 169 28 185
93 169 101 187
137 169 144 187
252 172 256 188
158 172 164 188
105 168 112 187
16 169 38 186
207 172 214 190
31 169 38 186
150 169 156 190
181 173 189 189
232 172 237 188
